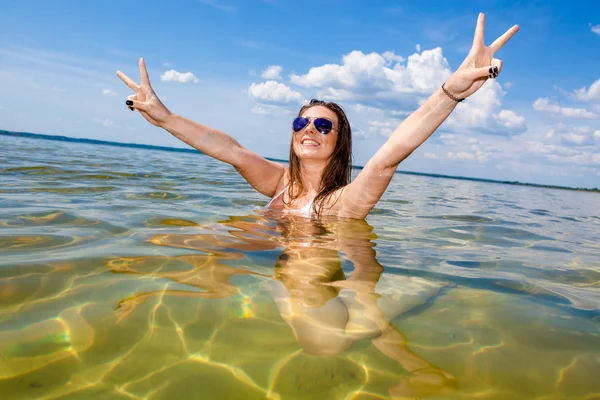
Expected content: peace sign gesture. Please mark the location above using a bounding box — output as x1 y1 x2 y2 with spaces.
116 58 171 127
444 13 519 100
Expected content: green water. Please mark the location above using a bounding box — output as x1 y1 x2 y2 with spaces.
0 135 599 399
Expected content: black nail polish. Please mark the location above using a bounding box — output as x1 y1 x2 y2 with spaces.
489 74 493 79
129 107 134 111
493 66 499 73
489 67 493 74
125 100 133 106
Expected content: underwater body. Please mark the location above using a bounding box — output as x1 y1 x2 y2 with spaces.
0 134 599 399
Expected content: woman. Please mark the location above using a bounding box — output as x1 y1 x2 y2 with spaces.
117 13 518 219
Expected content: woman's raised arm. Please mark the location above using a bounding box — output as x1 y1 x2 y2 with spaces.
337 13 519 219
117 58 286 197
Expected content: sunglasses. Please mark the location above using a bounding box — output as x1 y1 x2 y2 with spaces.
292 116 337 135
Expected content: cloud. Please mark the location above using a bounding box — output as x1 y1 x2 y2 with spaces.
261 65 283 80
595 130 600 139
590 23 600 35
494 109 526 130
287 47 523 136
562 132 588 145
197 0 238 13
92 117 119 129
290 48 451 96
571 78 600 103
353 130 368 140
248 80 304 104
547 152 600 166
368 119 400 137
251 105 269 115
557 125 596 146
447 151 475 161
102 89 117 96
446 80 526 135
424 152 438 159
532 97 596 119
160 69 199 84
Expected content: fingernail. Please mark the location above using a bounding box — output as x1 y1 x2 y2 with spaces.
126 100 133 106
489 67 493 74
493 66 498 73
489 74 493 79
129 107 134 111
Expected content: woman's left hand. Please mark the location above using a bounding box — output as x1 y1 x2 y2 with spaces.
444 13 519 99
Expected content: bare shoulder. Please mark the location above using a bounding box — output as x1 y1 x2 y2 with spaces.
271 167 291 198
320 186 347 216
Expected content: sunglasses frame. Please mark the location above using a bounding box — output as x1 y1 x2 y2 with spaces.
292 116 338 135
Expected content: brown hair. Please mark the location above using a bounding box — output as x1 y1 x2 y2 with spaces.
287 99 353 216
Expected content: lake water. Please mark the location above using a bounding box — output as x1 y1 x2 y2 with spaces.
1 134 599 399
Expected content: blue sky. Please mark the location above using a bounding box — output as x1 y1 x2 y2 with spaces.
1 1 599 188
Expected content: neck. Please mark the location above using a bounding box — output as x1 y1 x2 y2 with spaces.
297 159 327 195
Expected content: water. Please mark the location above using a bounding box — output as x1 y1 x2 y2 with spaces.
0 135 599 399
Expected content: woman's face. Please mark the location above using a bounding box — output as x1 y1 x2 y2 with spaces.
292 105 339 161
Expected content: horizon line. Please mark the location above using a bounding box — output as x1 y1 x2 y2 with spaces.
1 129 598 193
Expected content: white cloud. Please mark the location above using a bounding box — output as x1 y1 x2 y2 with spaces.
590 23 600 35
446 80 525 134
368 119 400 137
353 130 368 140
558 126 595 146
447 151 475 161
547 152 600 166
160 69 199 84
595 130 600 139
102 89 117 96
248 81 304 104
251 105 269 115
424 152 438 159
494 109 526 130
261 65 283 80
382 51 405 63
415 44 421 52
562 132 587 145
289 48 451 96
532 97 596 119
198 0 238 13
571 79 600 103
92 117 118 129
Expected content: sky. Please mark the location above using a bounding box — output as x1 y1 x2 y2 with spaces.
1 1 599 189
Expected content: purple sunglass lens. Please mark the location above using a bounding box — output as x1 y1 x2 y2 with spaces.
313 118 333 134
293 117 310 132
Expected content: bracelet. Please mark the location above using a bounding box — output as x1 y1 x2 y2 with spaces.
441 83 465 103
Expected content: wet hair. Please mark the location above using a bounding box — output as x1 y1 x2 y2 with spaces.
287 99 353 216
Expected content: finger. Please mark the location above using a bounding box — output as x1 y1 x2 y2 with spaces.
492 58 503 76
139 58 151 87
489 24 519 53
473 13 485 46
116 71 140 92
126 99 148 112
126 95 135 111
468 62 501 80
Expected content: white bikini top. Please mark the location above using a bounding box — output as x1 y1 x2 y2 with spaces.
265 184 314 217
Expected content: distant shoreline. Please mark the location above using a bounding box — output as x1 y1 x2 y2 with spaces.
2 129 598 193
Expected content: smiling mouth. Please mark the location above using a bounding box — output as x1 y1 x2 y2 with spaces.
301 139 320 146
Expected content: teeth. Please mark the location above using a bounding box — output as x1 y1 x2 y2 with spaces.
302 139 319 146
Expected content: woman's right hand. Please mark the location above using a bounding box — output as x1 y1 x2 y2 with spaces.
116 58 171 127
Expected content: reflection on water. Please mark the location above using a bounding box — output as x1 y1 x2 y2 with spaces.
0 135 599 399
